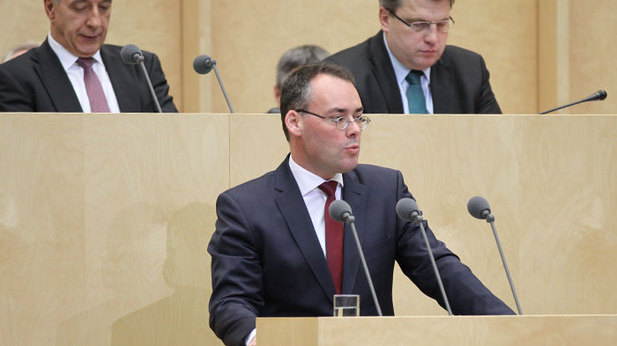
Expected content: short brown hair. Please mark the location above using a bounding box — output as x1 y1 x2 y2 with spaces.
279 63 355 141
379 0 454 11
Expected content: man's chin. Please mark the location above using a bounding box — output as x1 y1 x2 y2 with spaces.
74 41 103 57
339 160 359 173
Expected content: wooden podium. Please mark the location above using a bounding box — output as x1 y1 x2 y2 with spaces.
257 315 617 345
2 114 616 345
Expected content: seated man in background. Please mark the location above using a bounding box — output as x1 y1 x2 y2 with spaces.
327 0 501 114
267 44 329 113
0 0 176 113
3 42 39 63
208 63 513 346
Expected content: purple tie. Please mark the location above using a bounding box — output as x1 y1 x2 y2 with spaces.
76 57 110 112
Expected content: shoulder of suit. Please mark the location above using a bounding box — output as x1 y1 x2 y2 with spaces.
442 45 484 60
326 31 381 66
100 43 158 59
223 169 278 197
349 164 400 182
0 46 41 74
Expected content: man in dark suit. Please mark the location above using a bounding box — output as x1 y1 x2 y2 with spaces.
0 0 176 113
326 0 500 114
208 63 513 346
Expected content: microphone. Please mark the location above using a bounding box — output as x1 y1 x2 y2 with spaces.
329 200 382 316
193 55 234 113
120 44 162 113
396 198 453 316
467 196 523 314
539 89 607 114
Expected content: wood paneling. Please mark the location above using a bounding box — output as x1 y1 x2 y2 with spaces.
2 1 615 114
258 315 617 345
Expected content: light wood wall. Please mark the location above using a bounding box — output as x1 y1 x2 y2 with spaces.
1 1 615 114
1 114 616 345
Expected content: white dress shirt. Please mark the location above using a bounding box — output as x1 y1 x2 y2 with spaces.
288 155 344 256
244 156 344 346
47 33 120 113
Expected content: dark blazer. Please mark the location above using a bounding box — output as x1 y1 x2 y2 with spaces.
208 157 513 346
0 39 177 112
326 31 501 114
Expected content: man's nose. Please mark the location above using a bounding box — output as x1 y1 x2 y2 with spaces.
345 118 362 136
423 24 439 43
86 7 103 27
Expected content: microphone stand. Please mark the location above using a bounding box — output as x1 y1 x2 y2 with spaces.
540 90 607 114
415 215 453 316
341 213 383 316
137 62 162 113
211 63 234 114
484 213 523 315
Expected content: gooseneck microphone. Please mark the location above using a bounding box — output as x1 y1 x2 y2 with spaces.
193 55 234 113
120 44 163 113
329 200 382 316
395 198 453 316
539 89 607 114
467 196 523 314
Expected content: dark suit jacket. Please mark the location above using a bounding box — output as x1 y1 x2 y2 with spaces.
0 39 177 112
326 31 501 114
208 157 513 346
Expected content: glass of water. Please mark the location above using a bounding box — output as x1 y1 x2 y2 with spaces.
333 294 360 317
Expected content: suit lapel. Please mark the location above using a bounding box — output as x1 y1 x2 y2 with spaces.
368 31 404 114
101 45 141 112
33 40 82 112
430 49 457 114
273 158 336 300
341 170 367 293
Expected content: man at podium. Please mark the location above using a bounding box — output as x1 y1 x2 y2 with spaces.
208 63 513 346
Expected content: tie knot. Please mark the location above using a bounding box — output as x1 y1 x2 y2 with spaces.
76 57 95 69
405 70 423 85
318 181 338 198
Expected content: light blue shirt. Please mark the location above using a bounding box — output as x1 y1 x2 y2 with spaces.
383 34 434 114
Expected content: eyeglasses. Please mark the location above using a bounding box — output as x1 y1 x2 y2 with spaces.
296 109 371 130
388 9 455 33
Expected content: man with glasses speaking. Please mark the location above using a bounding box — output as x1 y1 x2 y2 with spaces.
208 63 513 346
327 0 501 114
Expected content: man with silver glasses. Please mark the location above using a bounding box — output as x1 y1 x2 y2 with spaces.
208 63 513 346
327 0 501 114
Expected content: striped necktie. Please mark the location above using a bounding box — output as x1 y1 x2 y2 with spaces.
76 57 110 113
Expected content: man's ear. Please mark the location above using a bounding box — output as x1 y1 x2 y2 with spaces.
44 0 56 20
379 7 391 33
285 110 303 137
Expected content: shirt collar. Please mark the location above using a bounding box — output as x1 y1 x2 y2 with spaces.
382 32 431 85
288 155 344 196
47 33 104 71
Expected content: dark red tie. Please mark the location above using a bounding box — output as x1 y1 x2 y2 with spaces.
76 57 110 112
319 181 344 294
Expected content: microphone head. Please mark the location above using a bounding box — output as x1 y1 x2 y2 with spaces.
395 198 421 222
597 89 608 100
329 199 353 223
467 196 491 220
193 54 216 74
120 44 143 65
